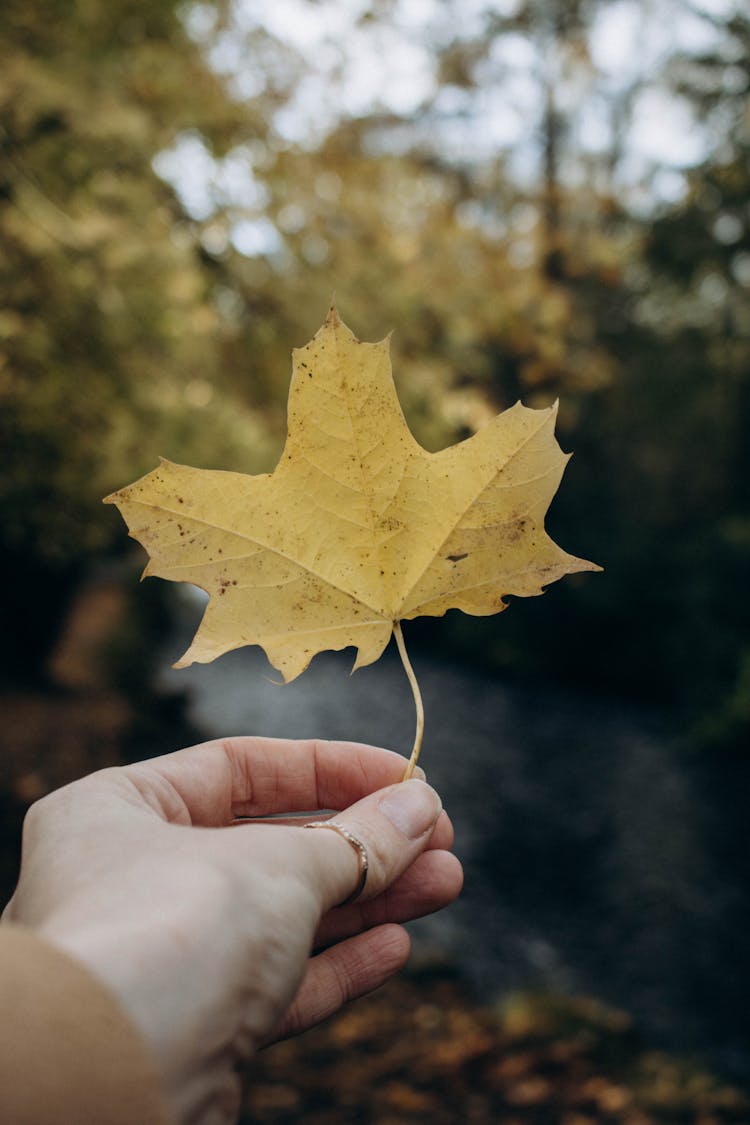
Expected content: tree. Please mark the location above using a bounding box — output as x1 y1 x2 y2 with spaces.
0 0 274 676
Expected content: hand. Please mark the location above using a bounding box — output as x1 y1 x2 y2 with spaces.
2 737 463 1125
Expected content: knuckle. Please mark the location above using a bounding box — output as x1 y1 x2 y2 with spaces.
358 829 391 899
328 950 358 1007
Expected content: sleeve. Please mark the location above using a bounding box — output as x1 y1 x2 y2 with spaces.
0 924 173 1125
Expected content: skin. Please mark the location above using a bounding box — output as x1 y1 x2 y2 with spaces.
2 737 463 1125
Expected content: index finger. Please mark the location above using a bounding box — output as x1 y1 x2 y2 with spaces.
128 737 420 824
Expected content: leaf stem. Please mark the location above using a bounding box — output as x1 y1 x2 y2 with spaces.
393 620 425 780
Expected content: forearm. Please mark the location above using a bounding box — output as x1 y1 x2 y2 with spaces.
0 923 172 1125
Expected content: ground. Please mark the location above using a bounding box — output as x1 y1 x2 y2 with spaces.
241 967 749 1124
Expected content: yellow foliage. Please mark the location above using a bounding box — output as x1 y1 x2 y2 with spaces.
105 308 599 683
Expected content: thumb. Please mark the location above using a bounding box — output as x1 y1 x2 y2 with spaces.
301 779 443 913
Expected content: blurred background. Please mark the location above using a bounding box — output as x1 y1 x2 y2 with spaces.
1 0 749 1120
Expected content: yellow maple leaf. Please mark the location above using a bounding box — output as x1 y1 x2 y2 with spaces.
105 307 600 775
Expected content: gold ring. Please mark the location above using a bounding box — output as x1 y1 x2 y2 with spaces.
304 820 369 906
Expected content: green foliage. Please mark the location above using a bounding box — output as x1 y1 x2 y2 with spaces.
0 0 277 563
0 0 277 675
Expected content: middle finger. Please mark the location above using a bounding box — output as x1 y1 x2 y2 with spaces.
312 848 463 951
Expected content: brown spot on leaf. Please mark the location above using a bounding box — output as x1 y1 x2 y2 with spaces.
447 553 469 563
378 516 403 532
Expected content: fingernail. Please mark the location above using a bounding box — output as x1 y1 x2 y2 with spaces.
379 780 442 839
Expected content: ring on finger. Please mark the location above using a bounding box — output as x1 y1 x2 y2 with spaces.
304 820 369 906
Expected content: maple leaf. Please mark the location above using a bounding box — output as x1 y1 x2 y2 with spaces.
105 306 600 774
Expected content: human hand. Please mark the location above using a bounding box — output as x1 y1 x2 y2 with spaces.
2 737 463 1125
